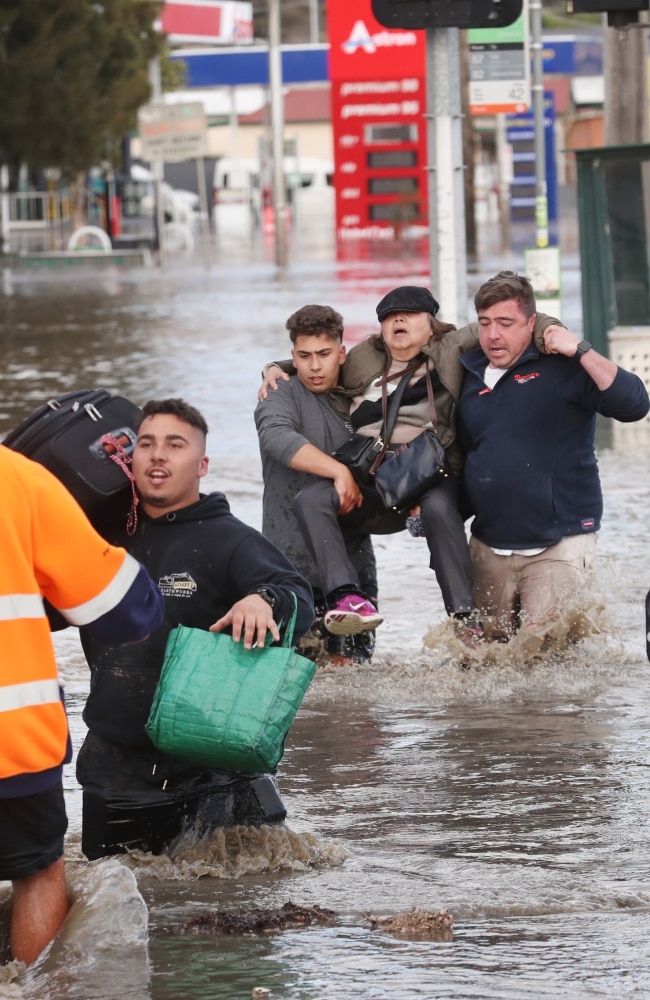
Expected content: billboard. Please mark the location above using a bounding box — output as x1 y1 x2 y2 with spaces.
161 1 253 45
327 0 427 239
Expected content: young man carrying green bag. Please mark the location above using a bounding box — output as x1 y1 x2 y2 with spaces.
77 398 314 860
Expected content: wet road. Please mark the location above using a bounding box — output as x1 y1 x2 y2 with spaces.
2 233 650 999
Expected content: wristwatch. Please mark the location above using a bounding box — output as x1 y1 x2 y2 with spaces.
575 340 592 358
253 587 277 610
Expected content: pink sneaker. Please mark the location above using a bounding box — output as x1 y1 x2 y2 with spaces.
323 595 383 636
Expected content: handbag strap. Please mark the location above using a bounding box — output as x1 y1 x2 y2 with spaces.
280 592 299 648
369 355 437 474
383 356 439 430
367 369 412 475
424 366 438 427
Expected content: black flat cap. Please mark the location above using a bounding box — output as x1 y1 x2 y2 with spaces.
376 286 440 321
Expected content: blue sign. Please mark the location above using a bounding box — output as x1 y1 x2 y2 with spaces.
171 44 329 88
542 33 602 75
507 92 558 226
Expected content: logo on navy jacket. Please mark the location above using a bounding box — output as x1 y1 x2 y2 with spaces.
158 572 197 598
479 371 541 394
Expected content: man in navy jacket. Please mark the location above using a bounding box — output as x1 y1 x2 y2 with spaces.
457 270 650 639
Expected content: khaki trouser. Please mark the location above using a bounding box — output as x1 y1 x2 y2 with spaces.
469 533 598 636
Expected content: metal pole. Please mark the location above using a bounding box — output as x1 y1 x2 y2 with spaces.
309 0 319 44
529 0 548 248
604 14 649 145
148 57 167 268
0 165 10 254
196 157 212 270
425 28 468 326
495 113 511 254
268 0 288 269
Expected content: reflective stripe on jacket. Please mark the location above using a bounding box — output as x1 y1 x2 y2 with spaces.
0 446 133 783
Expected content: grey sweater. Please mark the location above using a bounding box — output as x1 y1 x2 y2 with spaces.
254 377 375 592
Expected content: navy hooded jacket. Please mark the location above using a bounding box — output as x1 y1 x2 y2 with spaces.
81 492 314 751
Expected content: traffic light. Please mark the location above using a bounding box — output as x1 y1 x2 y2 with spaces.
371 0 523 30
566 0 648 27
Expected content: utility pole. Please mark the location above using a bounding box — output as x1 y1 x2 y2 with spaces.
148 58 167 269
604 13 648 145
425 28 467 326
309 0 319 43
529 0 547 248
460 32 477 260
268 0 288 269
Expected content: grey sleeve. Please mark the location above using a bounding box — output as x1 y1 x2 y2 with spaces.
254 382 311 467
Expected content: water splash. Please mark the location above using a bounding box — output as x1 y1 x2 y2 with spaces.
1 860 150 1000
120 824 348 881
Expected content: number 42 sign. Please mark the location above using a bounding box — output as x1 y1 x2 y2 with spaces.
468 3 531 116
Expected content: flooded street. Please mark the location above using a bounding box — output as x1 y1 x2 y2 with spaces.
2 232 650 999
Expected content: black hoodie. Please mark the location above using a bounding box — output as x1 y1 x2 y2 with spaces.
81 492 314 750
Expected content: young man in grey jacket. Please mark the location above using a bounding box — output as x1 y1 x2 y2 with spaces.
254 304 379 664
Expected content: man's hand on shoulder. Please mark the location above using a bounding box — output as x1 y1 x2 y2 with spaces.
543 325 618 390
543 325 582 357
258 364 290 401
210 594 280 649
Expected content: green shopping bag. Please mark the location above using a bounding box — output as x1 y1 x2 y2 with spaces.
145 596 316 773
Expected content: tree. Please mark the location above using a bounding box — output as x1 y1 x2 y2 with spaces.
0 0 165 185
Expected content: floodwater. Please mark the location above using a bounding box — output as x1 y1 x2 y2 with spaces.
2 226 650 999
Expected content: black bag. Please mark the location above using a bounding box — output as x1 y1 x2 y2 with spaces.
332 433 385 486
374 429 448 512
334 358 449 511
332 364 416 486
3 388 141 533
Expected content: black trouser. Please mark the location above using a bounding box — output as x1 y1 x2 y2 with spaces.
293 476 475 616
77 733 286 860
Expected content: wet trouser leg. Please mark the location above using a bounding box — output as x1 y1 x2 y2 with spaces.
293 480 362 598
346 530 378 600
77 733 286 860
419 476 475 616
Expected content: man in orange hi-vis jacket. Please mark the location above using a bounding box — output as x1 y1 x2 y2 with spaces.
0 445 164 966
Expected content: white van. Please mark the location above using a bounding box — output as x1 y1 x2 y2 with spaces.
212 156 334 231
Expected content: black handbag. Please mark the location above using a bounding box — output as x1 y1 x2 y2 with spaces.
332 359 422 485
374 429 448 512
373 362 449 512
332 432 385 485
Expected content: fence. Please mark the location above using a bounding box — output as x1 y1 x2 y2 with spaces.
2 188 104 252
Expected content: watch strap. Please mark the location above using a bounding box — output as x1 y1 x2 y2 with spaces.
253 587 277 610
